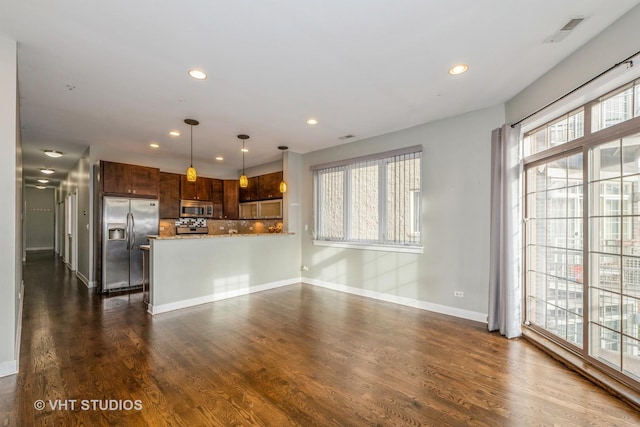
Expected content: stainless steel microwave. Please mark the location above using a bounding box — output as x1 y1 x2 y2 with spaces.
180 200 214 218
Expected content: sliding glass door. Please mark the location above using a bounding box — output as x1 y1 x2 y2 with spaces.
525 152 584 347
589 134 640 379
523 79 640 392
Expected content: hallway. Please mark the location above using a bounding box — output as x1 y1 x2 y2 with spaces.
1 251 640 426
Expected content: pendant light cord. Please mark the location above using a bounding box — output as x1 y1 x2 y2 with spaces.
190 124 193 167
242 140 245 174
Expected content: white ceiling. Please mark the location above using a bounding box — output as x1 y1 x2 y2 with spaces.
1 0 639 186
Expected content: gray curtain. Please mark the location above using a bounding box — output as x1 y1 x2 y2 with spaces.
488 124 522 338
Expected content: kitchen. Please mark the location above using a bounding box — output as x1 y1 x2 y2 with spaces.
96 156 299 313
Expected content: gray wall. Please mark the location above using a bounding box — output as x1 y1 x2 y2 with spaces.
0 36 20 376
506 4 640 124
25 187 55 250
58 148 92 286
300 105 505 317
150 234 300 311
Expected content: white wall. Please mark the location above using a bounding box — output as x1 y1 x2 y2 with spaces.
25 187 55 250
299 104 505 320
0 36 20 377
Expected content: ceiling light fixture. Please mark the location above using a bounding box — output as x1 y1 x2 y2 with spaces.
448 64 469 75
278 146 288 193
185 119 199 182
306 118 318 125
215 156 224 161
40 168 55 174
188 69 207 80
38 179 49 184
35 185 47 190
44 150 63 158
238 134 250 188
169 130 180 137
149 143 160 148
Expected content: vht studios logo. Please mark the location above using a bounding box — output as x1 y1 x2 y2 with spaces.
34 399 143 411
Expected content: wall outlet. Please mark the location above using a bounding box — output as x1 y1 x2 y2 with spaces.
301 265 309 271
160 226 165 231
219 226 225 230
454 291 464 298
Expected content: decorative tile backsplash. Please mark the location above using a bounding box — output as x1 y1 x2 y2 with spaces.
175 218 207 227
158 218 283 237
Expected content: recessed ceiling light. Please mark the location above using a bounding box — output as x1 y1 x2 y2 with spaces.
149 143 160 148
448 64 469 75
40 168 55 174
241 148 249 153
44 150 63 158
35 185 46 190
306 118 318 125
188 69 207 80
37 179 49 183
169 130 180 136
215 156 224 161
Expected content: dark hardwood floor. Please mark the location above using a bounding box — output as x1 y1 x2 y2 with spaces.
1 251 639 426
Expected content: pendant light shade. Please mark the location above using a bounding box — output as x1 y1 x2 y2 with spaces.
187 166 197 182
278 146 288 193
238 134 249 188
185 119 199 182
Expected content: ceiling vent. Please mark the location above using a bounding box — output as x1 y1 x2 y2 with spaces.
544 17 585 43
339 134 355 140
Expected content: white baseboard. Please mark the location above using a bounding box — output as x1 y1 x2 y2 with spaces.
76 271 95 288
303 277 488 324
149 278 300 315
0 360 17 378
25 246 54 251
14 280 25 374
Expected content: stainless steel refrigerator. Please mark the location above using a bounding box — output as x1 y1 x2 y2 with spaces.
102 197 159 292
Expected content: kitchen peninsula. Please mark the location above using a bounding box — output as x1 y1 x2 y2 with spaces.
147 232 300 314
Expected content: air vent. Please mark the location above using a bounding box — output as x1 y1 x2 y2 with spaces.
544 17 585 43
560 18 584 31
339 134 355 140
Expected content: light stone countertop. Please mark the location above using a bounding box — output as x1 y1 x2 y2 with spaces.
148 232 295 240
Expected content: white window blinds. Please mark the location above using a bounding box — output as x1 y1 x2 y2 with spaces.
313 146 422 248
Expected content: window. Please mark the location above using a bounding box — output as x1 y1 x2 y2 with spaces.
591 80 640 132
524 108 584 156
313 146 422 252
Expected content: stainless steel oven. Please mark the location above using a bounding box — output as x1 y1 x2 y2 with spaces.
179 200 214 218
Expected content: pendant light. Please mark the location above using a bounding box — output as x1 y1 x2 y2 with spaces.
278 146 288 193
185 119 199 182
238 134 249 188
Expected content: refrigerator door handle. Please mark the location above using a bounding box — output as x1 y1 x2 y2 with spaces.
126 212 132 250
130 212 136 249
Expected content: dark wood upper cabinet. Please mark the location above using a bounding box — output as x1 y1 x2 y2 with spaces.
211 179 224 204
159 172 181 218
258 171 283 200
180 175 212 201
223 180 239 219
101 161 159 198
239 176 259 202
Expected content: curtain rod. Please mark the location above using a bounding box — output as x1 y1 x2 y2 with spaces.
511 49 640 128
